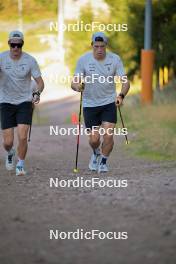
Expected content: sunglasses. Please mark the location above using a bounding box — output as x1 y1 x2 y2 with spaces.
10 43 23 48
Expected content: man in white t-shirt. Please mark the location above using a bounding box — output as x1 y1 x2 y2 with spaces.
0 31 44 176
71 32 130 173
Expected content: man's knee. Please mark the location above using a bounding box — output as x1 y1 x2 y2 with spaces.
18 134 28 143
17 125 29 143
89 134 100 145
103 133 114 146
3 129 14 149
3 139 13 149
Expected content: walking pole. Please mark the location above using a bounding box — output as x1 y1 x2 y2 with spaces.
73 83 84 173
28 104 34 142
117 105 129 144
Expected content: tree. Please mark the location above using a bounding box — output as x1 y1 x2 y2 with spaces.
105 0 176 85
0 1 4 11
65 5 95 74
152 0 176 85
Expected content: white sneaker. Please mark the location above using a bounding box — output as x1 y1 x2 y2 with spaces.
98 159 109 173
5 148 15 171
89 153 100 171
16 166 26 176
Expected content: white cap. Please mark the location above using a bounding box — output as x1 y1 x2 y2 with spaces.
92 32 108 44
8 31 24 41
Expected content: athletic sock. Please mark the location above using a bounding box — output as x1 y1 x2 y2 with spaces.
7 148 14 155
100 154 108 164
93 148 100 155
17 159 25 167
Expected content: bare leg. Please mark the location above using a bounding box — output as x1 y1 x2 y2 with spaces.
3 128 14 151
101 122 115 156
88 128 101 151
88 128 101 171
17 124 30 160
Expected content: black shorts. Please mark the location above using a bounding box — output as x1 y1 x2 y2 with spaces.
83 102 117 129
0 102 33 130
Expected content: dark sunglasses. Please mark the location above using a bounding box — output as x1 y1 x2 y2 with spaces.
10 43 23 48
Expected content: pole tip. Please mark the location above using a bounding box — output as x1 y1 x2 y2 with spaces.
126 141 130 145
73 168 79 173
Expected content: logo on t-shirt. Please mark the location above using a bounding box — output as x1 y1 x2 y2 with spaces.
5 63 12 70
19 64 27 71
104 63 112 72
88 63 96 72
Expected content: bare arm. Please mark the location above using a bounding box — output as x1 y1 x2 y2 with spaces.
121 76 130 96
33 76 44 94
116 75 130 106
71 76 84 92
32 76 44 104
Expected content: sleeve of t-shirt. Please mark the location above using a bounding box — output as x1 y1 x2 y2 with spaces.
31 58 41 78
74 57 85 77
115 56 126 77
0 54 2 72
0 54 2 81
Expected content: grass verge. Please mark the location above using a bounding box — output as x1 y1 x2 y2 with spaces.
120 81 176 161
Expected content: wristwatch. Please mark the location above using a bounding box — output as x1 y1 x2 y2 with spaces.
33 90 41 97
118 93 125 99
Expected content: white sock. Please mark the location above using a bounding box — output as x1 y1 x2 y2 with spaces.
8 148 14 155
17 159 25 167
93 147 100 155
100 154 108 164
101 154 108 159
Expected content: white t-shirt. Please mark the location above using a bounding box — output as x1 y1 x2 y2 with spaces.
0 51 41 104
74 51 125 107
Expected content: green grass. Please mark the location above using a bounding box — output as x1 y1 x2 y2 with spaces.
64 81 176 162
0 1 57 22
120 81 176 161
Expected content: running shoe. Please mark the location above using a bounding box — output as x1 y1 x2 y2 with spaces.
5 148 15 171
89 153 100 171
98 158 109 173
16 166 26 176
